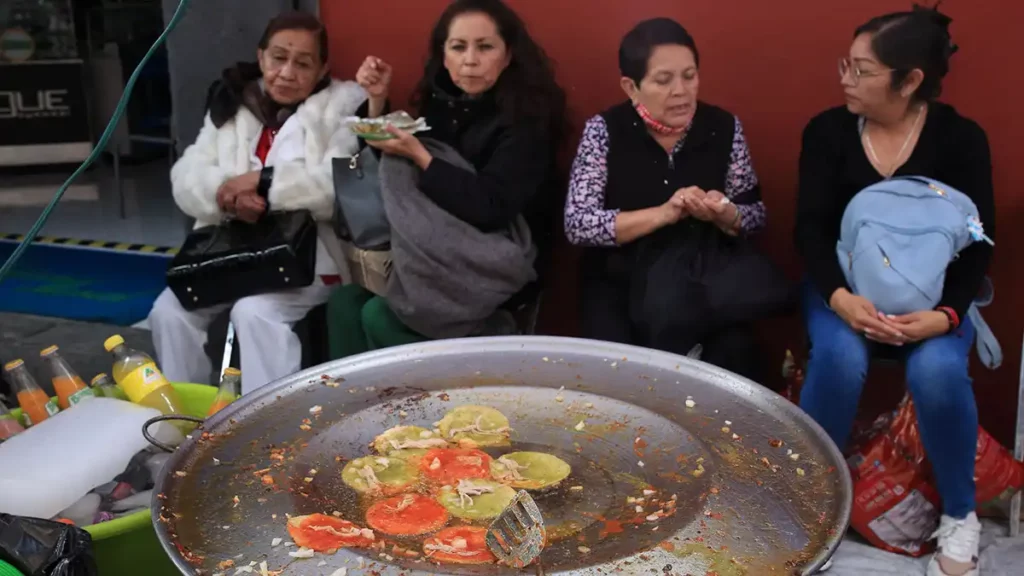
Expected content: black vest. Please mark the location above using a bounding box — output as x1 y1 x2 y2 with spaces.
601 100 736 211
582 101 738 281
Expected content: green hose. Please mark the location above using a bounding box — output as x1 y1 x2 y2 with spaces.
0 0 192 283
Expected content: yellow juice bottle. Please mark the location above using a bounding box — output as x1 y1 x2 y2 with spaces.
103 335 187 417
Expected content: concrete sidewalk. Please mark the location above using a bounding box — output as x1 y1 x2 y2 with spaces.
0 312 155 399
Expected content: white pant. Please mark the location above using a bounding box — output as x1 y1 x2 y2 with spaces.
148 284 332 395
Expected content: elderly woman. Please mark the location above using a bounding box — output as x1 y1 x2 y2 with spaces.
326 0 565 358
149 11 368 394
564 18 772 379
795 7 994 575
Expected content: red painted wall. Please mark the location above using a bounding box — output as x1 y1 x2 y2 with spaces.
322 1 1023 443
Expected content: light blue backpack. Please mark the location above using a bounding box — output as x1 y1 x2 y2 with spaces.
837 176 1002 368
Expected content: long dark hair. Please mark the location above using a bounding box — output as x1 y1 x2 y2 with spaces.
854 2 957 101
412 0 566 141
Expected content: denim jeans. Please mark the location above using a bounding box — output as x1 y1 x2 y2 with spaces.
799 284 978 519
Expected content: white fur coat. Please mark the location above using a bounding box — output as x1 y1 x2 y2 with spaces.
170 79 366 276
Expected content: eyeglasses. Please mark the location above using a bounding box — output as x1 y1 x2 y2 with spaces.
838 57 894 86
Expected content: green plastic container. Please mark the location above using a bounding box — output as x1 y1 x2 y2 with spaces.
9 383 216 576
0 559 23 576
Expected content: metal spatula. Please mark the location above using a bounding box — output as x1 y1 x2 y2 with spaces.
486 490 546 570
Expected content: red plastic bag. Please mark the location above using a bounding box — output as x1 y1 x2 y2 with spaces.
894 404 1024 515
848 397 940 556
849 395 1024 556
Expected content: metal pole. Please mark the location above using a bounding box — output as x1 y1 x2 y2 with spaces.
1011 329 1023 537
220 321 235 380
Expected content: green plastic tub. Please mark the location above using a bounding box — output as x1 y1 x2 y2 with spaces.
8 383 216 576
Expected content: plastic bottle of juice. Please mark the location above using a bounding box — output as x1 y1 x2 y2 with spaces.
40 346 95 409
207 368 241 417
104 335 186 416
0 399 25 441
4 359 59 426
90 373 128 400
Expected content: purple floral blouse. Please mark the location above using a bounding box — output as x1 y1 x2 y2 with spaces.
564 114 767 246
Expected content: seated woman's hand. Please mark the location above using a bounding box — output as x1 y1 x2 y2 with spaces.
702 190 740 232
658 193 688 226
216 172 261 213
880 311 949 342
829 288 907 345
233 194 267 223
680 187 717 222
356 56 392 100
356 56 392 118
368 125 432 169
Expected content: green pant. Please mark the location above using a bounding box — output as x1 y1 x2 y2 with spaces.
327 284 429 359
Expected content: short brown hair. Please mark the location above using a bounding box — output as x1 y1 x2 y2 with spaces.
258 11 328 63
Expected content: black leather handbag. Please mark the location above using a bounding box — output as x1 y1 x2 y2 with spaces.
630 221 794 349
332 151 390 250
166 210 318 311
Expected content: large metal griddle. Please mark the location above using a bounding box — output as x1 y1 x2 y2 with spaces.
152 337 851 575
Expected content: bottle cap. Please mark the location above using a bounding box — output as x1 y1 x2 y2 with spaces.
40 345 59 356
3 359 24 372
91 373 112 386
103 335 125 351
223 367 241 377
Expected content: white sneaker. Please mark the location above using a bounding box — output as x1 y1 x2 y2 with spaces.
927 512 981 576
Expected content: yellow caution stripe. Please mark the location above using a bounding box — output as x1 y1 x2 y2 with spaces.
0 233 178 255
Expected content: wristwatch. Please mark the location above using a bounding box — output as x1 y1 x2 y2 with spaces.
257 166 274 209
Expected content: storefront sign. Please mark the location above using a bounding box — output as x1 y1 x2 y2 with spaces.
0 60 92 165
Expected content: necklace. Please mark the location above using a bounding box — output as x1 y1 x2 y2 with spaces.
864 105 924 178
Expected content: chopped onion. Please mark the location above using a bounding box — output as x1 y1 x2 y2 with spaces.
288 547 315 558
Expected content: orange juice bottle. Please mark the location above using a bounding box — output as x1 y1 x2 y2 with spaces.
0 398 25 440
4 359 59 426
104 335 186 417
207 368 241 417
40 346 96 409
90 373 128 401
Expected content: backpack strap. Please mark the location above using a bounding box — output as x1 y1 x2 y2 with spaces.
969 276 1002 370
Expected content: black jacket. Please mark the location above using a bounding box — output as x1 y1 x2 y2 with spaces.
413 73 559 286
420 76 554 229
795 103 995 318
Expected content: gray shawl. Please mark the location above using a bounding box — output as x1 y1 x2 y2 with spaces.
379 139 537 339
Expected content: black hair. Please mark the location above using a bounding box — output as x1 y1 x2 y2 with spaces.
854 3 958 101
619 18 699 85
258 10 328 64
413 0 566 140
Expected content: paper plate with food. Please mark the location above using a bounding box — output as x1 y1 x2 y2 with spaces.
341 111 431 140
